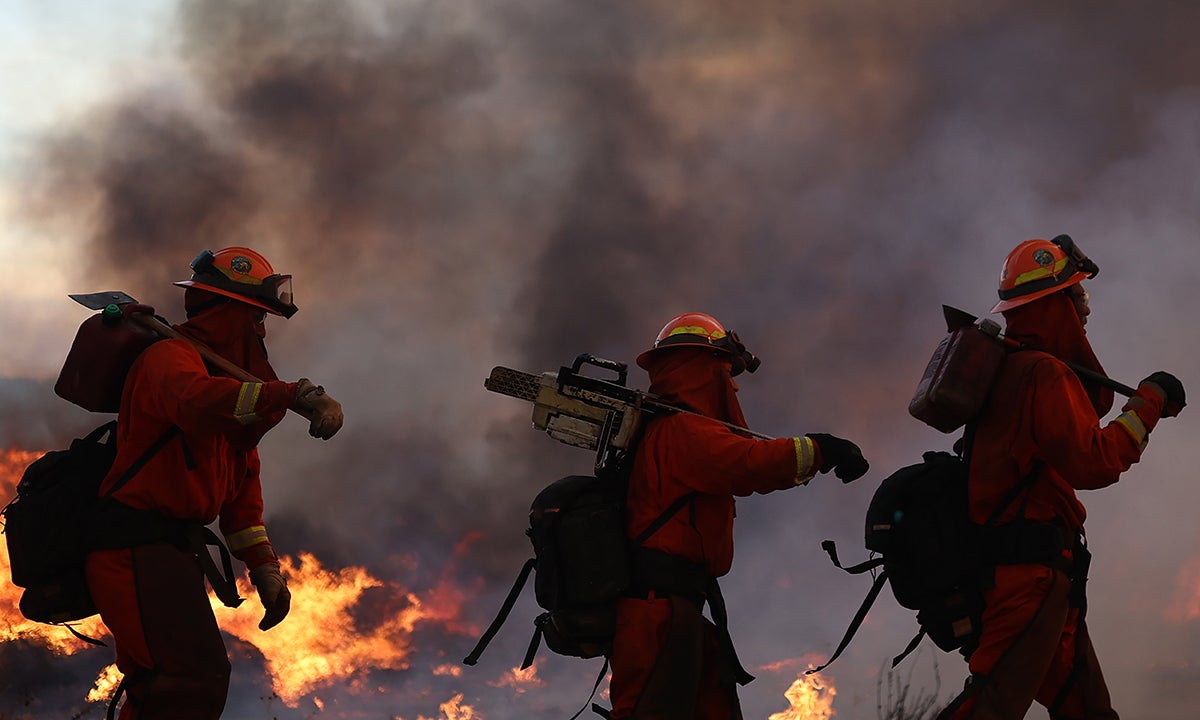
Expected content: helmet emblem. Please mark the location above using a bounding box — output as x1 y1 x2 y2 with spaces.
1032 248 1054 267
230 256 252 276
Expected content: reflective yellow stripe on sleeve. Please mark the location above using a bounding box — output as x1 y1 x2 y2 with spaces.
225 525 270 553
1113 409 1149 450
793 436 818 485
234 382 263 425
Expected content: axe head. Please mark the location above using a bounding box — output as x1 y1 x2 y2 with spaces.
69 291 140 311
942 304 979 332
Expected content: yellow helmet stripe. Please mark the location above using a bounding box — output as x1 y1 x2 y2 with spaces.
1012 257 1069 288
666 325 726 340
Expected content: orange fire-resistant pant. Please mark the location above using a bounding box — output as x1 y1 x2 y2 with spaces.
85 543 231 720
609 595 742 720
940 564 1118 720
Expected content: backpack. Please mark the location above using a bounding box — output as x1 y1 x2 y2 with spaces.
3 421 178 627
463 468 694 669
813 431 1045 673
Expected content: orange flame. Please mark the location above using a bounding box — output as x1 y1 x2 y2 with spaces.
486 661 544 693
415 693 481 720
768 671 837 720
1 448 477 710
86 664 123 703
1166 554 1200 623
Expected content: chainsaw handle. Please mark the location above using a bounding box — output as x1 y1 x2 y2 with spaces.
570 353 629 387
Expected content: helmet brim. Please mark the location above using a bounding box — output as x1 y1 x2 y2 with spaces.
990 271 1088 313
173 280 290 317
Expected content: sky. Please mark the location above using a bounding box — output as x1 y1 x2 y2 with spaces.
2 1 1200 719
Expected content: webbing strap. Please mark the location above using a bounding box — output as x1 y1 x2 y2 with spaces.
891 628 927 668
521 616 544 670
807 569 889 675
462 557 536 666
562 657 606 720
64 622 106 647
707 577 755 686
106 676 125 720
633 491 697 545
185 524 243 609
102 425 181 500
820 539 885 575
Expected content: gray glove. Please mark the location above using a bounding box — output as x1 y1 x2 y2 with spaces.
249 562 291 631
293 378 344 439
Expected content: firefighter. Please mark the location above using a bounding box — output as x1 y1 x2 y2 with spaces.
938 237 1185 720
609 312 870 720
84 247 344 719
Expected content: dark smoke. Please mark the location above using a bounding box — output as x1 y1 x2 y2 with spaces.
7 0 1200 717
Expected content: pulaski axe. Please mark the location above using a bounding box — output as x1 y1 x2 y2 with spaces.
942 304 1136 397
69 290 316 421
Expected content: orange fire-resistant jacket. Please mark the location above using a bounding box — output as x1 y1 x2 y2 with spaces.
967 291 1165 530
99 333 296 568
627 348 821 578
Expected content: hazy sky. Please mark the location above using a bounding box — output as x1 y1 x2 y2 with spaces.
3 2 1200 719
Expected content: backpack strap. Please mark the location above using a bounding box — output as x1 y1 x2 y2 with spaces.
183 524 244 609
632 491 697 545
807 568 889 674
100 425 182 501
461 557 536 666
890 627 927 668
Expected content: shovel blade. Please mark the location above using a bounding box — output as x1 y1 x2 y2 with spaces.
69 291 139 310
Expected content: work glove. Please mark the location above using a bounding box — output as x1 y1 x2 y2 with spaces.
293 378 344 439
806 433 869 483
1140 371 1186 418
249 562 291 631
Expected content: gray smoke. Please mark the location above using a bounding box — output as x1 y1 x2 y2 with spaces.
6 0 1200 717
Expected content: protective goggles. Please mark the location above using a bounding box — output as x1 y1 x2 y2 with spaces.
1050 234 1100 279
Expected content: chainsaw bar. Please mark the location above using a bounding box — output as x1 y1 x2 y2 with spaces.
485 367 542 403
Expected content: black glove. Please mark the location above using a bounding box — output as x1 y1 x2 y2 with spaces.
1141 371 1186 418
806 433 869 483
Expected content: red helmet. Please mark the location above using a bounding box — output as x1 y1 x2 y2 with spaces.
173 247 298 318
636 312 760 376
991 235 1098 313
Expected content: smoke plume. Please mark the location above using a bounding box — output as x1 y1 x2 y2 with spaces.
5 1 1200 717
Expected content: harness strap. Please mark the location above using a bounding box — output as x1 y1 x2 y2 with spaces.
106 676 125 720
184 524 243 609
559 656 606 720
632 491 697 545
462 557 536 666
64 622 107 647
707 577 754 686
891 628 927 668
808 569 889 674
521 615 546 670
101 426 181 501
820 539 886 575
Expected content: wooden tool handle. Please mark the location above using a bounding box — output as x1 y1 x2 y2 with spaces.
127 312 317 421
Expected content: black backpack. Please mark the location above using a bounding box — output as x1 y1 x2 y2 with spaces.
463 470 694 666
813 432 1045 673
3 421 178 627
